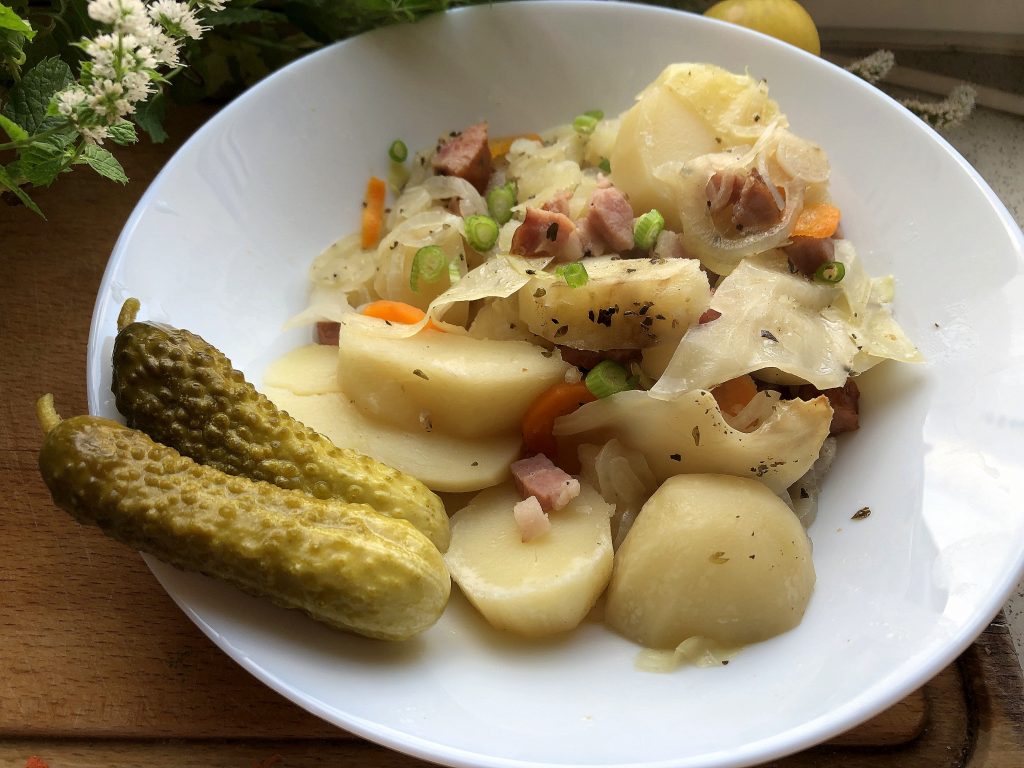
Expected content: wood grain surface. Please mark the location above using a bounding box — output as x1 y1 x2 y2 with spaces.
2 105 1022 768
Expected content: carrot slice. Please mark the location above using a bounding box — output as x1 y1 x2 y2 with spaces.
791 203 841 239
360 300 443 332
489 133 542 159
711 374 758 418
360 176 387 250
522 381 598 460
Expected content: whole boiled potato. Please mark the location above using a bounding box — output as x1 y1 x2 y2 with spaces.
605 474 814 648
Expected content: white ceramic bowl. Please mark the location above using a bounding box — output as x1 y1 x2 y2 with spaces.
86 3 1024 766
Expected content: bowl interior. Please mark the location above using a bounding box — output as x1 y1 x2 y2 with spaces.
87 3 1024 767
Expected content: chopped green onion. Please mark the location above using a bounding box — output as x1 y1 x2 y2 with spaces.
585 360 632 399
815 261 846 284
598 157 611 174
464 214 499 251
448 258 463 285
388 139 408 163
573 113 599 135
410 245 447 292
387 160 410 193
634 209 665 250
555 262 589 288
486 183 516 225
584 109 604 120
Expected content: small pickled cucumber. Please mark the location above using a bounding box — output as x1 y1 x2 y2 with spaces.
110 299 449 551
36 395 450 641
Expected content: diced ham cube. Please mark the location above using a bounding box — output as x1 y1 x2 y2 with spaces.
316 322 340 345
513 496 551 542
784 236 836 277
587 186 635 253
541 189 573 218
432 122 492 193
732 168 782 232
510 453 581 512
510 207 584 263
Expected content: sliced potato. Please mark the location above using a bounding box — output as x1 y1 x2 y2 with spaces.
605 474 815 648
445 481 614 637
263 387 521 493
517 256 710 351
337 324 569 438
263 343 340 394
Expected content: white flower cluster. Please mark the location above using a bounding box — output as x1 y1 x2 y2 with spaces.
55 0 228 143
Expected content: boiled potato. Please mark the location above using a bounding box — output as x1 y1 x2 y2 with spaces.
263 387 521 493
263 343 339 394
611 63 782 231
446 482 614 637
517 256 710 350
605 474 815 648
337 323 569 438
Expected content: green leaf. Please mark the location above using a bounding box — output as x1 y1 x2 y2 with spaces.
2 56 74 134
0 163 44 217
0 113 27 141
0 5 34 39
18 140 65 186
107 120 139 146
76 144 128 184
133 91 168 143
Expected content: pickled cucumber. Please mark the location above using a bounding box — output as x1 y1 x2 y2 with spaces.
36 395 450 641
110 299 449 551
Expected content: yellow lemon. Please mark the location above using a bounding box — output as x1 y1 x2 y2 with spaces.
705 0 821 56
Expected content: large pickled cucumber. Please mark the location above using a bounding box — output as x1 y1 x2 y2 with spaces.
111 299 449 551
36 395 450 641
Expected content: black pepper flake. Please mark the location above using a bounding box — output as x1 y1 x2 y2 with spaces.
760 329 778 342
852 506 872 520
389 241 399 250
413 369 429 380
588 310 596 322
526 269 536 275
551 318 560 325
707 200 712 208
655 313 666 320
540 349 554 358
736 223 744 232
748 555 756 560
534 288 547 298
799 488 809 499
545 222 559 241
638 301 654 316
709 551 729 564
669 453 681 461
471 461 479 466
933 322 940 328
754 114 761 122
691 426 701 446
596 305 619 327
721 660 730 665
715 137 722 144
554 325 569 338
649 257 666 265
641 316 654 328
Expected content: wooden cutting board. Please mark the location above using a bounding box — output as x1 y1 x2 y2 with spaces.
2 105 1021 768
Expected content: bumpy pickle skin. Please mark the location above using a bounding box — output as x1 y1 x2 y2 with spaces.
110 299 449 551
36 396 451 641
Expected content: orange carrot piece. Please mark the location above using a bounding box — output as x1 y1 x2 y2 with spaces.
711 374 758 418
360 176 387 250
489 133 542 159
791 203 841 239
522 381 598 459
360 300 443 332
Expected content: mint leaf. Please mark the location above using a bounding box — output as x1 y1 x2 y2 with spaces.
108 120 139 146
0 5 34 39
76 144 128 184
18 140 65 186
0 113 27 141
133 91 167 143
2 56 74 134
0 163 44 217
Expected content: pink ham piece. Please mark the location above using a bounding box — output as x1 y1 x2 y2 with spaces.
510 453 581 512
732 168 782 232
510 207 584 263
432 122 492 193
586 186 635 253
513 496 551 542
